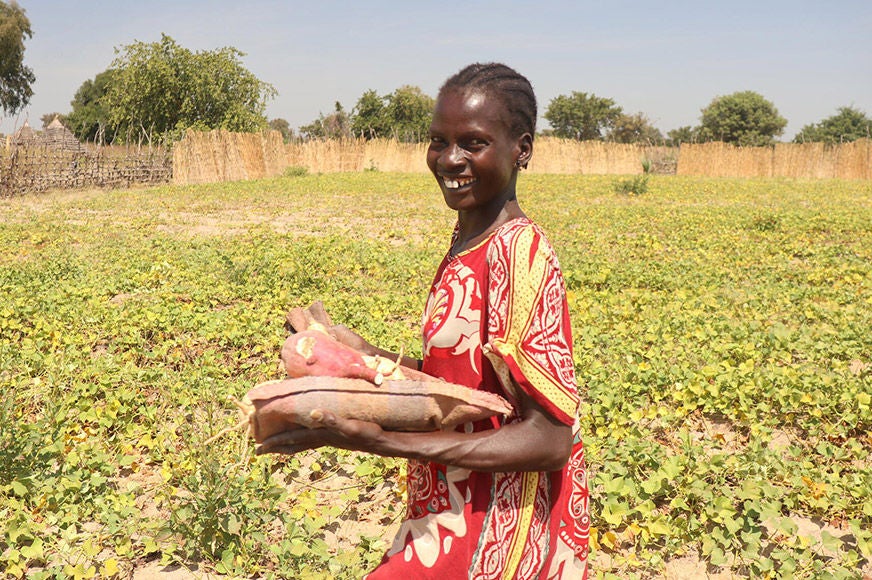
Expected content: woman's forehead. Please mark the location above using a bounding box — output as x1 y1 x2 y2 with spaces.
433 88 509 128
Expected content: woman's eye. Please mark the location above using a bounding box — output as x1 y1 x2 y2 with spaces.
465 140 487 151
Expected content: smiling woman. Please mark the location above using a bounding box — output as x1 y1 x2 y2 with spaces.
258 62 590 579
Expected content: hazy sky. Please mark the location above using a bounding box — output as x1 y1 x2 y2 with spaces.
8 0 872 139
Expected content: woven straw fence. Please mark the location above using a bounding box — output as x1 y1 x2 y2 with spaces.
172 129 286 184
528 137 660 174
284 138 429 173
173 132 666 184
172 131 871 185
678 140 872 180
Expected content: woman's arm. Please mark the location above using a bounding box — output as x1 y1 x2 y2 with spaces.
256 382 572 473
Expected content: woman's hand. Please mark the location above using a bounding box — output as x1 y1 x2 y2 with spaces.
256 411 387 456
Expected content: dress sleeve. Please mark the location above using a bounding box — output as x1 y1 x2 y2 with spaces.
483 223 579 425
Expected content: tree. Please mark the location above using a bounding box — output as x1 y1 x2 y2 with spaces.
698 91 787 146
0 0 35 116
544 92 622 140
104 34 276 143
350 86 433 142
351 89 388 139
268 118 294 142
666 125 700 147
299 102 351 140
609 112 663 145
66 69 117 143
382 85 433 142
793 106 872 144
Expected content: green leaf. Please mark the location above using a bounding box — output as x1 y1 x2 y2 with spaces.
10 480 27 497
708 545 727 566
644 516 672 537
777 517 798 536
819 530 842 553
601 500 630 526
20 538 43 561
221 513 242 535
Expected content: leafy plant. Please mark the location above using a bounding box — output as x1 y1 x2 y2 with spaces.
613 174 649 195
283 165 308 177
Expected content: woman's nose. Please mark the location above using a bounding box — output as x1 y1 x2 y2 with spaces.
441 144 464 169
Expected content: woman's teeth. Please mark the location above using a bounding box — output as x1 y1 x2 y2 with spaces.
444 177 475 189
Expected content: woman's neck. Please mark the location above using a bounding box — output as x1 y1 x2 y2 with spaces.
454 200 526 253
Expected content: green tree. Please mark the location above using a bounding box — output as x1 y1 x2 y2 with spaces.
383 85 433 142
544 92 622 140
0 0 35 116
104 34 276 143
609 112 663 144
299 102 351 140
349 86 433 142
66 69 117 143
793 106 871 144
666 125 700 147
698 90 787 146
351 89 387 139
268 118 294 142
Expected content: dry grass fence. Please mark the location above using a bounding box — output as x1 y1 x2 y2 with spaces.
172 131 673 184
528 138 672 175
173 131 871 183
678 139 872 180
172 129 286 184
0 143 172 197
4 131 869 195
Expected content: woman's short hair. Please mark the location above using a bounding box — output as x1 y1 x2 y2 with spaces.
439 62 537 139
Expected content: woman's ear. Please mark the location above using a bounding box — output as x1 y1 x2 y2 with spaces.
516 132 534 169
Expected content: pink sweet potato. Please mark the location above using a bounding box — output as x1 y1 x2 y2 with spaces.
244 377 513 442
282 329 384 384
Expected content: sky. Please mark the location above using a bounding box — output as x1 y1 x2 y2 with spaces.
7 0 872 140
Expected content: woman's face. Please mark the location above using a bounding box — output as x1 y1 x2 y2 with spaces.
427 88 529 213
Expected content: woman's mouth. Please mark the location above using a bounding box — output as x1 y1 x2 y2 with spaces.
442 176 476 190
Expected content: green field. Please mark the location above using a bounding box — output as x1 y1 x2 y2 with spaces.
1 173 871 579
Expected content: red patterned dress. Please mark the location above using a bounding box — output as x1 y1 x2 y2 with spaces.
366 218 589 579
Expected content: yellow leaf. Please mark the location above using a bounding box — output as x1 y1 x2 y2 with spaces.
589 527 600 551
103 558 119 577
801 476 826 499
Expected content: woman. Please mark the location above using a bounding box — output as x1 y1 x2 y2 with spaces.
259 63 589 579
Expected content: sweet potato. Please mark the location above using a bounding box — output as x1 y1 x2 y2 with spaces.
282 327 385 384
285 301 335 335
243 377 513 442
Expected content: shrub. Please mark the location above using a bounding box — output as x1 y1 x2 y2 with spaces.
283 165 308 177
613 174 649 196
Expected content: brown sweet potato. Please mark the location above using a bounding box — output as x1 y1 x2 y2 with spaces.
284 307 311 334
243 377 513 442
285 301 336 335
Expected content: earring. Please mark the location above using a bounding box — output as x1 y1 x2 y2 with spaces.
515 158 524 169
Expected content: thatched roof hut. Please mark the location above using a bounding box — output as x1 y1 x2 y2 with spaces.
42 117 82 151
10 117 83 151
12 119 36 145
